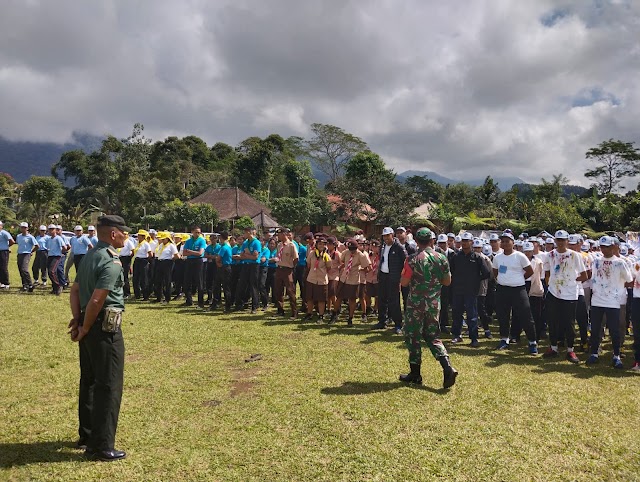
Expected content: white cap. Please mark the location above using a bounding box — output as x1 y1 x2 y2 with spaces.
568 234 579 244
598 236 614 247
19 222 28 228
515 240 524 246
447 233 455 238
0 221 3 226
39 225 47 230
48 224 56 229
530 237 539 243
472 239 483 248
482 245 492 256
545 237 555 244
382 227 394 236
454 235 462 242
74 225 83 231
437 234 448 243
489 233 500 241
395 226 406 233
620 246 628 255
460 232 473 241
500 231 515 240
149 229 157 234
523 242 534 252
554 230 569 239
56 225 62 230
88 225 95 231
581 243 589 252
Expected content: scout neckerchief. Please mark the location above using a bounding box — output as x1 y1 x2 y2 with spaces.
278 241 285 260
313 249 329 270
345 251 354 276
370 252 378 272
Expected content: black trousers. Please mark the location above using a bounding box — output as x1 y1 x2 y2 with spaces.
590 306 621 357
230 265 241 303
439 285 451 329
294 264 306 301
546 292 576 348
377 272 402 327
17 253 33 287
213 265 233 310
172 260 185 295
477 295 491 331
485 279 496 317
120 256 132 297
183 258 204 306
78 321 124 452
154 259 174 302
575 294 589 345
73 254 85 272
0 250 9 285
495 284 536 342
236 264 259 310
266 267 276 304
258 266 269 308
529 296 544 342
32 250 48 282
145 258 156 299
132 258 149 299
205 262 217 300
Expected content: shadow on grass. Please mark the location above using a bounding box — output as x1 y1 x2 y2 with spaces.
321 381 446 395
0 440 82 467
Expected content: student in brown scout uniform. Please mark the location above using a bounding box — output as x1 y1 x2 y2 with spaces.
274 228 299 320
366 239 380 318
326 237 341 321
304 236 332 323
332 238 371 326
357 239 371 322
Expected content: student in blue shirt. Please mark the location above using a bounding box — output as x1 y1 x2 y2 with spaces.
258 239 271 310
234 226 262 313
0 220 15 289
182 225 207 308
33 225 49 286
265 237 278 307
87 225 99 247
46 224 69 295
204 234 220 305
69 225 93 271
16 222 38 291
230 235 243 304
210 232 234 312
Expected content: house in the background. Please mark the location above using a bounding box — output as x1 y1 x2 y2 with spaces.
300 194 380 237
190 187 278 231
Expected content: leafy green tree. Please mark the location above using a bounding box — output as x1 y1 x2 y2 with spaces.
585 139 640 195
161 200 219 232
21 176 64 225
270 197 322 230
477 176 501 206
405 175 444 203
533 174 567 203
0 173 17 224
234 215 255 231
305 123 368 184
527 201 585 233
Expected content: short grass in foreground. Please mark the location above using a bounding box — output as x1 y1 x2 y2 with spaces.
1 262 640 481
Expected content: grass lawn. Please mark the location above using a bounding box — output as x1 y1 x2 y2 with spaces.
1 260 640 481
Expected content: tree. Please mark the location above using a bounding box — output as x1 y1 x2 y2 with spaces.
477 176 501 206
270 197 322 230
234 215 255 231
533 174 568 203
305 123 368 184
0 173 17 224
405 175 444 203
527 201 585 233
21 176 64 225
160 200 219 232
585 139 640 195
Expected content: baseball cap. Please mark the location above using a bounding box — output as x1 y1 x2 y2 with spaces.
19 222 28 228
489 233 500 241
515 240 524 247
523 242 534 252
581 243 589 252
437 234 448 243
149 229 158 234
47 224 56 229
87 225 95 231
0 221 3 226
39 225 46 231
529 237 539 243
472 239 483 248
620 245 629 255
74 225 83 231
97 215 132 233
554 230 569 239
454 235 461 242
382 227 394 236
500 231 515 240
545 237 555 244
56 225 62 230
395 226 406 233
482 245 492 256
460 232 473 241
415 227 434 242
447 233 455 238
568 234 579 244
598 236 613 246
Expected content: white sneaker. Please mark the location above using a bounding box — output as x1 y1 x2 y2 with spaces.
631 363 640 372
2 285 9 290
42 281 48 287
0 284 4 288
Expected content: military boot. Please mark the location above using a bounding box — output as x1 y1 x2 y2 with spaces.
439 356 458 389
399 363 422 385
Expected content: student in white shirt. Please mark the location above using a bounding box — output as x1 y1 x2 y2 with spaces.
133 230 152 300
119 233 136 299
524 242 545 342
491 232 538 354
153 232 179 304
587 236 633 369
630 255 640 371
542 230 588 363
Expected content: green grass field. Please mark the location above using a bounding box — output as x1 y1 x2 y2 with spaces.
1 259 640 481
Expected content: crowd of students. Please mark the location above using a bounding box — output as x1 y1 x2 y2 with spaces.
2 219 639 370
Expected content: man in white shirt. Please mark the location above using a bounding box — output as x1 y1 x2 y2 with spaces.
119 233 136 299
587 236 633 369
372 227 406 332
630 254 640 371
542 230 588 363
492 231 538 354
153 232 179 304
133 230 152 300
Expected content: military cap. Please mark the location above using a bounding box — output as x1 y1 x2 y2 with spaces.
415 227 434 242
304 232 314 240
326 236 337 244
97 215 131 233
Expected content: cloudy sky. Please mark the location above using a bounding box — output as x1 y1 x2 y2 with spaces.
1 0 639 184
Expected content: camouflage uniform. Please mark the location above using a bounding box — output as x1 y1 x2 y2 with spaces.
403 246 450 365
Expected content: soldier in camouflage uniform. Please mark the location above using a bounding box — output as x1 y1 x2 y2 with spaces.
399 227 458 389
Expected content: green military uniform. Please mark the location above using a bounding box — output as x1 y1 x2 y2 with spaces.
400 227 458 388
76 239 125 452
403 245 450 365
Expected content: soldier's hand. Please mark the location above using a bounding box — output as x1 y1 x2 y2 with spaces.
68 318 79 340
72 326 88 343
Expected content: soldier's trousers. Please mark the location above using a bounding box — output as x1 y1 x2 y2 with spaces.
32 250 48 283
403 310 447 365
17 253 33 288
78 321 125 451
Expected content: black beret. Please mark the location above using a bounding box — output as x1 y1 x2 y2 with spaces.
97 215 131 233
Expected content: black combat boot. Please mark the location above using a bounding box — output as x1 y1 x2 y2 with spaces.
399 363 422 385
439 356 458 389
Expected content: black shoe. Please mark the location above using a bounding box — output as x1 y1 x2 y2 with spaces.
328 313 337 325
347 318 353 326
370 323 386 330
250 309 257 314
439 356 458 389
304 314 313 322
28 285 34 292
87 449 127 461
399 363 422 385
441 326 451 335
76 439 87 450
182 302 193 307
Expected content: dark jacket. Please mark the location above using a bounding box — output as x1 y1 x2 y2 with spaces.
450 249 490 295
378 239 407 282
